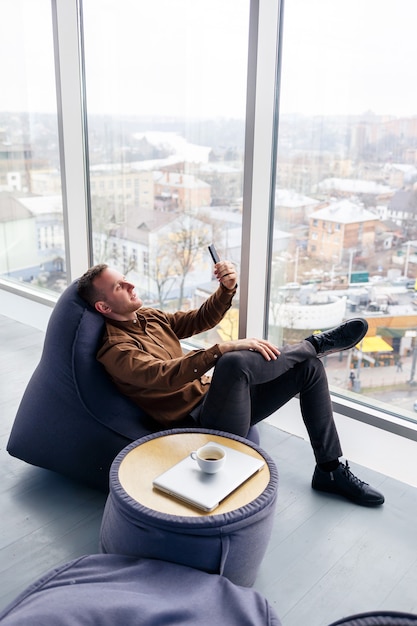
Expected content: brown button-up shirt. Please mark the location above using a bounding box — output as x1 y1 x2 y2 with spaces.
97 284 236 426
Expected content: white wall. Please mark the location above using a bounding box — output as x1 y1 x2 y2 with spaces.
0 289 52 332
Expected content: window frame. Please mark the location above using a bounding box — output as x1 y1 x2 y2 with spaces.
2 0 417 448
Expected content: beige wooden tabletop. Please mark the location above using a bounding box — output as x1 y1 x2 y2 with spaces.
118 432 270 517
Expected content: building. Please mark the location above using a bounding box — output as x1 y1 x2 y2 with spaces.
94 208 213 304
307 199 379 262
197 162 243 206
89 165 155 223
387 188 417 232
0 192 37 278
274 188 320 228
153 171 211 212
314 177 394 201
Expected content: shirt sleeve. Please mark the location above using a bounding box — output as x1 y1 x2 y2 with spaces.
164 283 237 339
97 339 222 394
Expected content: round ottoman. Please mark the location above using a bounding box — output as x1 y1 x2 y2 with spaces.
99 428 278 587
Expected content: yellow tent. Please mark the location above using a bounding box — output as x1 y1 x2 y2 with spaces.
356 336 393 353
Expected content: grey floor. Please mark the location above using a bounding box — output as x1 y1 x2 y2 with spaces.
1 313 417 626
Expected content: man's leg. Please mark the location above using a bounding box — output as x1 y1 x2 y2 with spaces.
199 342 342 464
199 341 316 432
198 340 384 507
249 358 343 464
198 316 369 441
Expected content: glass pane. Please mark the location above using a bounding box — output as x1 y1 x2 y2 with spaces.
82 0 249 345
0 0 66 294
271 0 417 420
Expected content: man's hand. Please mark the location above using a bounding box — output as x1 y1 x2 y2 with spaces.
214 260 237 290
219 338 280 361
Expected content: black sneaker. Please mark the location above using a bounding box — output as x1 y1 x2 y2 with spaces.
308 318 368 357
312 461 385 506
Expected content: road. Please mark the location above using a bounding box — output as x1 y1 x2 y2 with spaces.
325 350 417 417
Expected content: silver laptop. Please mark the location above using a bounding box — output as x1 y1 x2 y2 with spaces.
152 441 265 512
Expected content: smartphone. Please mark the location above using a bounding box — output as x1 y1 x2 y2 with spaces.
208 244 220 264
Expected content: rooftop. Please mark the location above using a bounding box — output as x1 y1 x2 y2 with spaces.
315 177 394 196
310 199 378 223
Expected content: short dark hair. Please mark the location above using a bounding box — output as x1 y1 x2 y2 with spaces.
77 264 108 307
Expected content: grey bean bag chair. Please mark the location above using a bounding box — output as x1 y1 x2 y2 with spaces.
0 554 281 625
7 281 258 492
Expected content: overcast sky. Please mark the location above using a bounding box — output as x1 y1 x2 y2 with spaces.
1 0 417 119
280 0 417 117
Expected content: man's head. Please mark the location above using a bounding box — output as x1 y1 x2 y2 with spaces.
77 264 142 321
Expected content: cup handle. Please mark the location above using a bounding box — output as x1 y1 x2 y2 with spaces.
190 451 197 460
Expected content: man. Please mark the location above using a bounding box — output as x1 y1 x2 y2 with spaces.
77 261 384 507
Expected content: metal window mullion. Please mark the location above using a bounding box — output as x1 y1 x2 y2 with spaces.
240 0 283 339
52 0 91 282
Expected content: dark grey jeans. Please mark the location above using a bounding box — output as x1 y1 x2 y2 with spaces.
195 340 343 465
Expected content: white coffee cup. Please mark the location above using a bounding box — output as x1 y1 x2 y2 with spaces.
190 444 226 474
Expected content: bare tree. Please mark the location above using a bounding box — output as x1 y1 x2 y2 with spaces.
168 214 211 309
145 214 211 309
150 239 179 308
91 196 119 265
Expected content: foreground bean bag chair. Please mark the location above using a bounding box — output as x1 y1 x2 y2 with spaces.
7 281 258 492
0 554 281 626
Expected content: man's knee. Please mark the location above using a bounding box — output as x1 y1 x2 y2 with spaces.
297 352 326 381
214 351 251 378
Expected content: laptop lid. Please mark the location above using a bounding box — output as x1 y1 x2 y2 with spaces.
152 441 265 512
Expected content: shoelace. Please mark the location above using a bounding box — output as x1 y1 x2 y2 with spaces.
317 321 351 346
341 460 368 486
315 332 335 349
322 333 335 346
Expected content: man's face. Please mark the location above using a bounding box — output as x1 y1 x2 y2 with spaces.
93 267 143 321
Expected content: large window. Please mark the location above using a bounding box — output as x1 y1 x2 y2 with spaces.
270 0 417 419
3 0 417 430
82 0 250 347
0 0 65 294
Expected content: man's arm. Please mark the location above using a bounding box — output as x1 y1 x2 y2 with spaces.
167 261 238 339
98 339 222 395
167 258 279 359
211 261 280 360
219 338 280 361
